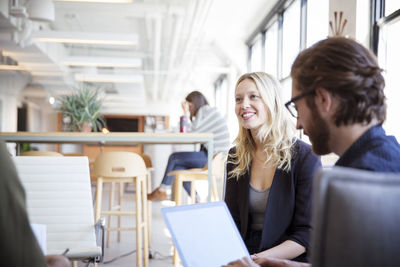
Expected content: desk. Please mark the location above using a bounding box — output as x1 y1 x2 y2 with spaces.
0 132 214 201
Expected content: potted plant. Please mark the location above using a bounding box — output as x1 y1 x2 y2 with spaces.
58 85 106 132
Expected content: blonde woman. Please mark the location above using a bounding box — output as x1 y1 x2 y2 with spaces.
225 72 321 263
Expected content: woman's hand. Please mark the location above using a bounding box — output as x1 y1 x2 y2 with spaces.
222 256 260 267
181 101 189 116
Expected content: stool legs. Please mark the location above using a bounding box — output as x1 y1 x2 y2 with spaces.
142 176 149 267
118 182 123 242
95 177 103 222
95 176 149 267
135 177 142 267
173 175 184 267
106 182 115 247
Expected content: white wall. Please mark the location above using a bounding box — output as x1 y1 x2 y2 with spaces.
0 71 31 154
329 0 371 43
0 72 31 131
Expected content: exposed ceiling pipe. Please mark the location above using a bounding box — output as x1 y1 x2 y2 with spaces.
150 15 162 100
160 13 184 100
181 0 213 72
161 0 202 101
52 2 181 18
175 0 201 67
168 0 213 101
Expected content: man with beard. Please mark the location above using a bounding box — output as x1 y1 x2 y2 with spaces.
223 37 400 267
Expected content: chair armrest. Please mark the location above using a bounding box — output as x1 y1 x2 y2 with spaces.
94 218 106 263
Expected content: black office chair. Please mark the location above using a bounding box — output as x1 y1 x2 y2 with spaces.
311 167 400 267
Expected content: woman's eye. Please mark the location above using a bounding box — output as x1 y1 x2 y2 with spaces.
250 94 259 99
235 97 242 103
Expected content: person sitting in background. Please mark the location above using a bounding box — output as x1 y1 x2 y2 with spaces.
0 141 70 267
225 72 321 263
223 37 400 267
148 90 230 201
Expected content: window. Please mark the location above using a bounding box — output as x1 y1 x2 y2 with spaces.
385 0 400 16
264 20 279 77
378 18 400 139
250 35 263 72
215 76 228 117
374 0 400 140
281 0 301 78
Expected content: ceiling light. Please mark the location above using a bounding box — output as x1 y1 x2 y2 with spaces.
31 71 65 76
48 96 55 105
75 74 143 83
0 65 27 71
27 0 55 22
32 31 138 46
62 56 142 68
54 0 132 3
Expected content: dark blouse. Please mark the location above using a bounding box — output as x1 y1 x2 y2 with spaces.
225 140 321 262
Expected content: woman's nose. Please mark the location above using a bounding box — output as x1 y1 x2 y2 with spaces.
240 97 250 108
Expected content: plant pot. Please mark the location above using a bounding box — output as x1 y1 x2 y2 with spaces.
81 123 92 133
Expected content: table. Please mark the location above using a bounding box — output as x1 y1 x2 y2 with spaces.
0 132 214 201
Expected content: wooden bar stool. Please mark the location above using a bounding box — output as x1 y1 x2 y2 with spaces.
119 153 154 247
93 152 149 267
139 153 154 247
169 152 227 204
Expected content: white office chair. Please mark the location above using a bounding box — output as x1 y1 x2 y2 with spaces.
13 156 104 265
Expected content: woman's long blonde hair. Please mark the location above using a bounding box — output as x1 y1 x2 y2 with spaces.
230 72 296 179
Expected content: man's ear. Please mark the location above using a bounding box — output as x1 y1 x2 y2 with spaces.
314 87 332 113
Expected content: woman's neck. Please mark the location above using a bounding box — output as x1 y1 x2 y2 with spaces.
250 129 264 149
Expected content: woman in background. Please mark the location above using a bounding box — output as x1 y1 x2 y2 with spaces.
225 72 321 263
148 90 230 201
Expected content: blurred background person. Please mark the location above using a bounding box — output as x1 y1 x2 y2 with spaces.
148 90 230 201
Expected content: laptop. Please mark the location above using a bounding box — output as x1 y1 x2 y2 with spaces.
161 201 249 267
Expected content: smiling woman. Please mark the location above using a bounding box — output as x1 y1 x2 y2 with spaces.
225 72 321 263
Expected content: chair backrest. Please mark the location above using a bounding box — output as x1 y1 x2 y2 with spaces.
312 167 400 267
210 152 228 200
93 152 147 178
211 152 227 177
21 151 63 156
139 153 153 168
13 156 101 260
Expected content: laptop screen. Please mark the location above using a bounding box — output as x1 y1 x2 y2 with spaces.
162 201 249 267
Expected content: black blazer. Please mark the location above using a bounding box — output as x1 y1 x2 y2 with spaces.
225 140 321 262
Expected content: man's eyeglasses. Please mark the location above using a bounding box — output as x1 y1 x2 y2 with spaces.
284 90 316 118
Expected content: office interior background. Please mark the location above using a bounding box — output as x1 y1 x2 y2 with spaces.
0 0 399 164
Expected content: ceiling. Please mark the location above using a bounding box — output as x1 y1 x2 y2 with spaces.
0 0 276 114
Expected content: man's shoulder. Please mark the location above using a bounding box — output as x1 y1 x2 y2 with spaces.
366 133 400 157
345 135 400 172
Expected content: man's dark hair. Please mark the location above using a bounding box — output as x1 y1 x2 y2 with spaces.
291 37 386 126
185 91 209 117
